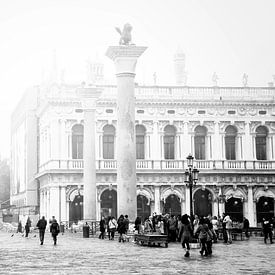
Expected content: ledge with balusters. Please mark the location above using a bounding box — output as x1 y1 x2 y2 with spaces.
38 159 275 174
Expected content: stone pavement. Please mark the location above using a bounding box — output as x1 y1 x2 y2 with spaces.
0 231 274 275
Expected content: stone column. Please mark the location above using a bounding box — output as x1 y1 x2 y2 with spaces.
60 187 67 222
78 86 102 221
106 45 147 221
154 186 161 214
247 186 255 226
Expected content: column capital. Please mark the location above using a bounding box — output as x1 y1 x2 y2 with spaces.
106 45 147 75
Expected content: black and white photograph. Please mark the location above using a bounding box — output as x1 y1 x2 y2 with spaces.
0 0 274 274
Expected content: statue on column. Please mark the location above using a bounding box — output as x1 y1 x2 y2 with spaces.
115 23 133 45
212 72 219 86
242 73 248 87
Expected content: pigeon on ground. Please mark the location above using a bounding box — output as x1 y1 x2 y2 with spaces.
11 234 14 237
33 235 36 237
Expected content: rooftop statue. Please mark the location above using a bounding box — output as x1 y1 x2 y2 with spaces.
115 23 133 45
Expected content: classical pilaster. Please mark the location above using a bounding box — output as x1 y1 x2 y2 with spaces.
152 121 159 159
60 119 67 159
244 122 253 160
182 122 191 157
106 45 147 221
213 121 221 160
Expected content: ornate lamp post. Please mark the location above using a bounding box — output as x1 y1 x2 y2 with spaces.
184 154 199 219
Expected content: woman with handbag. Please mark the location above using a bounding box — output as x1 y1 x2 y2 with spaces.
108 216 117 240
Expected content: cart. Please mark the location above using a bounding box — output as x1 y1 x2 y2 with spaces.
135 234 168 248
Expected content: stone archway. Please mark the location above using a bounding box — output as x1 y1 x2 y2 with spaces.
194 189 212 217
100 189 117 219
69 193 83 224
163 194 181 217
256 197 274 223
225 197 243 222
137 195 151 222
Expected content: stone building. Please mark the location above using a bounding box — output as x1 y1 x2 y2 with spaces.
10 81 275 227
10 48 275 226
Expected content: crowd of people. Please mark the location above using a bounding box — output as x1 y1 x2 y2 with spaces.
14 213 274 253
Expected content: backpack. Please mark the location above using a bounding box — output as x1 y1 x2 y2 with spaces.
51 222 60 235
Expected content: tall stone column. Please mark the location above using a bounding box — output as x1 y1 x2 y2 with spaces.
78 86 102 221
106 45 147 221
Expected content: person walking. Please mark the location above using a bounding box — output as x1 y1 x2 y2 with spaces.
243 217 250 239
99 217 106 239
195 218 210 256
262 218 273 244
36 216 47 245
211 216 219 243
50 219 60 245
108 216 117 240
124 215 129 237
117 215 127 242
178 214 193 257
221 213 228 243
168 215 177 242
25 217 31 238
223 215 233 244
17 221 23 233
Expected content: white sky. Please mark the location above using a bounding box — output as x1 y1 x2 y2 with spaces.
0 0 275 158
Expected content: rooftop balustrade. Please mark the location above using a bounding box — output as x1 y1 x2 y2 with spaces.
41 84 275 102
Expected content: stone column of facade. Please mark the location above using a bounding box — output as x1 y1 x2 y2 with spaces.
46 189 50 221
60 119 67 159
185 186 190 215
78 86 102 221
152 121 159 159
145 133 151 159
50 186 60 222
247 186 256 226
182 122 191 157
106 45 147 221
60 186 67 222
40 191 44 217
50 120 60 159
154 186 161 214
212 121 221 160
244 121 252 159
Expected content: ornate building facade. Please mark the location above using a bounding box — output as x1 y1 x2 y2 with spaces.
10 79 275 226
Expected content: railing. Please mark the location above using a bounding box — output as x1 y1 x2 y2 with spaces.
44 84 275 101
38 159 275 174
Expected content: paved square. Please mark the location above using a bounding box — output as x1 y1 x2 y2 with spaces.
0 232 274 274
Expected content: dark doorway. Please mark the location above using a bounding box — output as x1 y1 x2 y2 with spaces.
256 197 274 223
137 195 151 222
194 189 212 217
100 190 117 219
69 194 83 224
225 197 243 222
163 195 181 217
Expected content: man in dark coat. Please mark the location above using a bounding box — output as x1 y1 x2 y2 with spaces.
243 217 250 238
25 217 31 237
50 219 60 245
37 216 47 245
262 218 273 244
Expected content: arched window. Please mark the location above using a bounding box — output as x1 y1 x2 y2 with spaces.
225 126 237 160
136 125 146 159
72 124 83 159
194 126 207 160
256 126 267 160
164 125 176 159
103 125 115 159
137 195 151 222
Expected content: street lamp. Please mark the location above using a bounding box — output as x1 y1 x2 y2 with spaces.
184 154 199 219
